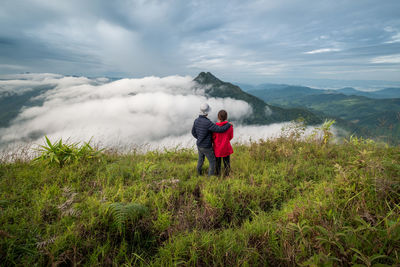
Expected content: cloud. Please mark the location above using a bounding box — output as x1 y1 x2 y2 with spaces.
0 73 98 96
0 64 25 71
0 73 254 149
1 1 400 83
303 48 341 54
385 32 400 44
142 123 313 151
384 27 400 44
134 122 341 152
371 54 400 64
0 73 336 156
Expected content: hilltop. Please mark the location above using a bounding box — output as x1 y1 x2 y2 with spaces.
1 133 399 265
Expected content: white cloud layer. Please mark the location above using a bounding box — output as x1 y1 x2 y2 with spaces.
0 74 253 149
0 73 332 155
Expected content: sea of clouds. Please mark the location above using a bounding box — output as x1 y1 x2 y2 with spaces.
0 73 331 154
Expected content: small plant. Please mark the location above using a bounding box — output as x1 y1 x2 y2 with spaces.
33 136 102 167
106 202 149 234
321 119 335 145
310 119 335 145
345 135 375 146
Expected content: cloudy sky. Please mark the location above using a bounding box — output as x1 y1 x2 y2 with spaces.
1 0 400 84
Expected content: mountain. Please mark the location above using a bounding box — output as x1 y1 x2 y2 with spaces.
336 87 377 98
337 87 400 99
194 72 322 125
0 85 54 128
236 82 291 91
251 86 328 103
247 86 400 144
336 87 364 95
244 82 400 100
371 87 400 99
247 85 339 107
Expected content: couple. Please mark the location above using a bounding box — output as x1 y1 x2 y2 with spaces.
191 103 234 176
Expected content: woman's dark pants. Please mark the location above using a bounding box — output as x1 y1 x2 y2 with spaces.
216 155 230 176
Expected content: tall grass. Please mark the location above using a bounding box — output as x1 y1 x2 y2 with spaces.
0 131 399 265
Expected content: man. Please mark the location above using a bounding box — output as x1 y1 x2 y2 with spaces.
192 103 232 176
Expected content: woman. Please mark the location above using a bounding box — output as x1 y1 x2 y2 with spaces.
212 110 233 176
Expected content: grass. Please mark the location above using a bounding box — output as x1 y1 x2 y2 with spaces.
0 133 399 266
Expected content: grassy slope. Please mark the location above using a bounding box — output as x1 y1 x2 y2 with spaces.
1 137 400 266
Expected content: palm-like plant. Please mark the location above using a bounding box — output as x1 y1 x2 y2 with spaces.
34 136 102 167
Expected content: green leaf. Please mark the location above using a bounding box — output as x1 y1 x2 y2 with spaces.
45 136 53 149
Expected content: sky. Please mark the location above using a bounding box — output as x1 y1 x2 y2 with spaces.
0 0 400 85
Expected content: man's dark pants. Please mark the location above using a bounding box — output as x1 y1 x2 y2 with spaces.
197 146 216 176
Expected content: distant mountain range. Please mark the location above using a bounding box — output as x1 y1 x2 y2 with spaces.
239 83 400 99
244 83 400 144
336 87 400 99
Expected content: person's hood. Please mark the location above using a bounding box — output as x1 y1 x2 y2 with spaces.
216 121 229 126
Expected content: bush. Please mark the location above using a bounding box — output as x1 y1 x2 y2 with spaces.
33 136 102 167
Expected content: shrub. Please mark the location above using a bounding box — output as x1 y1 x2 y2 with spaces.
33 136 102 167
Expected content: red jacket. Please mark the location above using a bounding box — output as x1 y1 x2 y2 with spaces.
212 121 234 157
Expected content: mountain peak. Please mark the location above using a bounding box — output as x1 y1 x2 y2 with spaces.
194 72 223 85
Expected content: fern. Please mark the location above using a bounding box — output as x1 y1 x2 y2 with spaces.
107 202 148 234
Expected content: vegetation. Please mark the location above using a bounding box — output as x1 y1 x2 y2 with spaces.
336 87 400 99
1 127 399 266
34 136 102 167
248 86 400 144
244 84 400 100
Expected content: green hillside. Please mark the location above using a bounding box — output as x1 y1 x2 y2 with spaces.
337 87 400 99
244 83 400 99
194 72 322 125
249 88 400 144
248 85 327 104
0 85 53 128
1 133 400 266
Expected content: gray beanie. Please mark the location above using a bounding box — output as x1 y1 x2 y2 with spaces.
199 103 211 115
